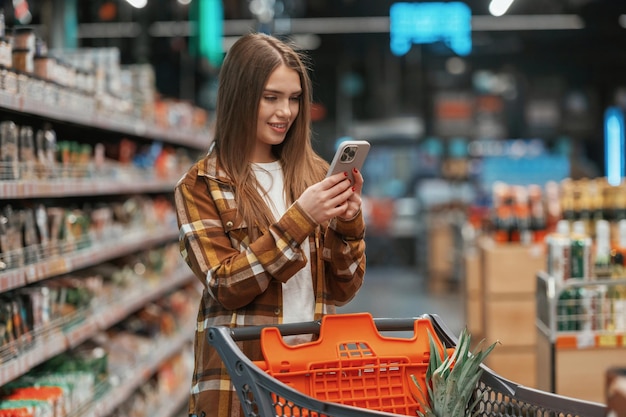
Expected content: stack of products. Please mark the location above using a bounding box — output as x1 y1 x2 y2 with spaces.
0 195 176 272
0 284 197 416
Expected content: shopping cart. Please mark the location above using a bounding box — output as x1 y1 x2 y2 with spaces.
207 312 607 417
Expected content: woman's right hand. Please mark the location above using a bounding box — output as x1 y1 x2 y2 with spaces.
297 172 355 224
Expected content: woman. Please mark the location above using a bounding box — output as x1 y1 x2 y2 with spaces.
175 33 367 417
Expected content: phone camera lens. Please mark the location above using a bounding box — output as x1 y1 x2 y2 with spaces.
339 146 355 162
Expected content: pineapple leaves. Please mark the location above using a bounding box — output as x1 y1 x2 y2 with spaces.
411 326 499 417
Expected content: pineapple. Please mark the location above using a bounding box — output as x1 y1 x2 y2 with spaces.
411 328 498 417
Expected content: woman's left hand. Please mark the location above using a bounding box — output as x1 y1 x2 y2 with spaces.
338 168 363 221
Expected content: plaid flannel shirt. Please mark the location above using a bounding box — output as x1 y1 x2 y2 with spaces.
175 153 366 417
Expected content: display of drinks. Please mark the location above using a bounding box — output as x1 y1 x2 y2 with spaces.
544 213 626 333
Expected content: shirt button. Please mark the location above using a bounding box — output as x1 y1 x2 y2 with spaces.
226 221 234 228
273 308 280 315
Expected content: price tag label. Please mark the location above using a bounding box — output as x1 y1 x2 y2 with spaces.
598 334 618 347
577 331 595 349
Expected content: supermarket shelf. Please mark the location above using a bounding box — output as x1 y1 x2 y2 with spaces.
91 328 193 417
0 226 179 294
0 266 194 386
0 175 180 198
536 271 626 345
0 87 210 150
152 384 191 417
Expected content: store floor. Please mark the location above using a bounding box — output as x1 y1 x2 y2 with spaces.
338 265 465 337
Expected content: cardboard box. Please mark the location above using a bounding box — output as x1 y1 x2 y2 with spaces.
428 223 454 275
535 331 553 392
466 294 483 337
464 248 483 336
486 347 537 388
484 297 537 346
480 239 545 295
556 347 622 404
464 248 481 294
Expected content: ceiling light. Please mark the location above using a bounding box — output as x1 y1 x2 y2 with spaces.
125 0 148 9
489 0 515 17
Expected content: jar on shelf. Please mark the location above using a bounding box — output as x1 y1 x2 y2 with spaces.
12 47 32 73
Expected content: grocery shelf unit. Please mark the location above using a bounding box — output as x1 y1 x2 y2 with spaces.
536 271 626 404
0 79 207 415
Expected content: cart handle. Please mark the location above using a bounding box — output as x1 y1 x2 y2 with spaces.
228 315 437 342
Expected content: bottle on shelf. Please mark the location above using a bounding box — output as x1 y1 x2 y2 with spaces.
511 185 532 244
573 181 592 237
529 184 548 243
545 180 562 233
560 180 576 226
594 219 612 278
491 182 513 243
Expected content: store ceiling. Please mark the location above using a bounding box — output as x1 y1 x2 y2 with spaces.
220 0 626 68
16 0 626 114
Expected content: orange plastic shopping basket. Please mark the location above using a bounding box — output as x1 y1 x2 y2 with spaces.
253 312 452 416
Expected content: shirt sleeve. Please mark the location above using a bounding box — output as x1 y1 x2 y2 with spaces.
175 175 317 310
322 211 367 306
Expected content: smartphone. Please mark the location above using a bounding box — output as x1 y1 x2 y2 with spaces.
326 140 370 183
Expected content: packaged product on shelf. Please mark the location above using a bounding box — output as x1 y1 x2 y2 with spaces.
570 221 592 280
0 205 24 269
0 42 11 70
594 219 612 277
545 181 562 231
34 204 50 258
22 208 39 264
11 298 32 347
587 285 609 331
12 27 35 52
1 385 65 417
546 220 571 284
18 125 36 179
0 302 19 360
511 185 532 244
35 125 56 179
11 48 32 73
0 120 19 180
33 53 54 81
46 207 64 257
1 378 73 412
528 184 548 242
89 205 113 241
0 15 12 69
556 287 584 331
2 67 17 94
609 256 626 332
17 286 51 332
0 399 53 417
491 182 514 243
0 297 33 358
58 141 92 178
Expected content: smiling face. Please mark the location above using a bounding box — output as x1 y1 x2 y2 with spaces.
253 64 302 163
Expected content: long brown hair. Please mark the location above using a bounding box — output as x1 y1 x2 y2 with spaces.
213 33 328 235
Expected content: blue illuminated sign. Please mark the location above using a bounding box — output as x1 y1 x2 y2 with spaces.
390 2 472 56
605 106 625 186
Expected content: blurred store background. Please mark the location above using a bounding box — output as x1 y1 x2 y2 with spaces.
1 0 626 415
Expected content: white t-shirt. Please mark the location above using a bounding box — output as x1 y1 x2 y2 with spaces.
252 161 314 343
